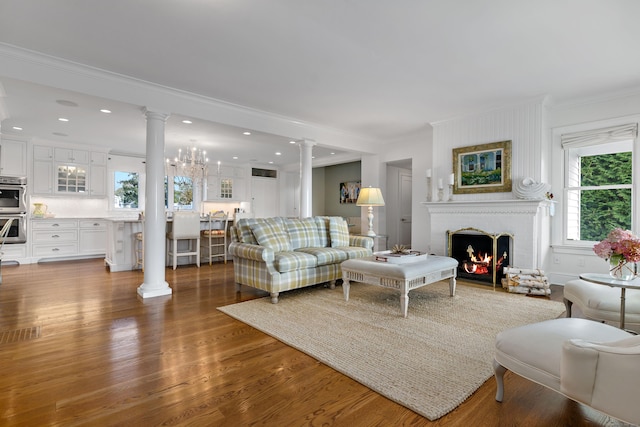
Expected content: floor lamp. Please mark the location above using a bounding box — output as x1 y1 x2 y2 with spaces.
356 187 385 237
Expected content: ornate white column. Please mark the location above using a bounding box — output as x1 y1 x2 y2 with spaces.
137 108 172 298
299 139 315 218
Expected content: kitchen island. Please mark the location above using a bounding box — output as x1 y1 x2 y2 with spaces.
104 216 232 272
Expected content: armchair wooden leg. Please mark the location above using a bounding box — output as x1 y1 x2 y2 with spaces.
493 359 507 402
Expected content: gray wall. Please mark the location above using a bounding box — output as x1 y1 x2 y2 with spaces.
314 161 361 217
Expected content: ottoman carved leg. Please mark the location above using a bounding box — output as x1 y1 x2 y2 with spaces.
342 277 350 301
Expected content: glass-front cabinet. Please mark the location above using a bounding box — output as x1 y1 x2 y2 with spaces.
57 165 87 193
205 165 246 201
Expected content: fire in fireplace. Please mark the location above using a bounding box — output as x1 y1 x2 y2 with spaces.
447 227 513 287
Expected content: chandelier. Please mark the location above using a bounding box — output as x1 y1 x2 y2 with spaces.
167 146 209 182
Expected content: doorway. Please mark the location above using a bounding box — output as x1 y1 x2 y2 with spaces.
385 160 412 248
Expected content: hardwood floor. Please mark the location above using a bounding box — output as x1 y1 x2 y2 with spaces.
0 259 632 426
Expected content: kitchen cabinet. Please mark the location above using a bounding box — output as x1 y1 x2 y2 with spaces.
79 219 107 254
56 164 88 194
89 152 107 196
31 218 106 260
54 147 89 164
0 138 27 177
32 219 79 258
33 145 54 194
32 144 107 196
205 165 246 201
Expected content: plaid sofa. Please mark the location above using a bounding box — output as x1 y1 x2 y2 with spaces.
229 216 373 303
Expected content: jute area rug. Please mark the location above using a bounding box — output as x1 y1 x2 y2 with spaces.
218 281 566 421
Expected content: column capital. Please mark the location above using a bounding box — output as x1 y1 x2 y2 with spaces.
298 139 316 148
142 107 170 122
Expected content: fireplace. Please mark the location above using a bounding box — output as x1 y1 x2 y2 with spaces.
447 227 513 287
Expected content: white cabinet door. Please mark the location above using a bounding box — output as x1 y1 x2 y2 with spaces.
79 220 107 254
0 139 27 177
33 159 54 194
54 147 89 163
90 164 107 196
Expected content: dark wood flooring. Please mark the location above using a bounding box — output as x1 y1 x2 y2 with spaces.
0 259 632 426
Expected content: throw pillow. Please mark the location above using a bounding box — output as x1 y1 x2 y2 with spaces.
236 218 259 244
315 216 331 247
285 218 321 249
329 217 350 247
250 221 292 252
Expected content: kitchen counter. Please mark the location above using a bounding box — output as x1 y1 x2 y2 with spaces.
104 216 233 272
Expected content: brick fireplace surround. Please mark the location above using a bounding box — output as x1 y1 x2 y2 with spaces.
422 200 552 272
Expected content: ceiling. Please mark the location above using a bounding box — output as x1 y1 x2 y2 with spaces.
1 0 640 166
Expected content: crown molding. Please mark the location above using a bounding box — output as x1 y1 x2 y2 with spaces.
0 43 375 150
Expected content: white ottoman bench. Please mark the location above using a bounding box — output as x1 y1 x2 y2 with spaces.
563 279 640 328
341 255 458 317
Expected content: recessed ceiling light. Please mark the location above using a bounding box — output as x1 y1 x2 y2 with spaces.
182 120 192 124
58 117 69 122
232 156 238 160
56 99 78 107
243 131 251 135
268 161 274 164
331 152 335 155
100 109 112 114
12 126 23 131
53 132 68 137
289 140 296 144
275 152 281 156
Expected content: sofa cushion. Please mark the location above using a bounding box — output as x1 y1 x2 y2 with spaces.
274 251 318 273
250 221 291 252
329 217 350 247
337 246 372 259
315 216 331 247
296 247 348 266
285 218 321 249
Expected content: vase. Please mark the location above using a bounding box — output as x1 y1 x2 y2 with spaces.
609 255 637 280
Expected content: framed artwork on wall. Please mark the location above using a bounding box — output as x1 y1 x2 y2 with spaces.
452 140 512 194
339 181 361 204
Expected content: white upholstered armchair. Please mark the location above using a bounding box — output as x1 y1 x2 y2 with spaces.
494 318 640 425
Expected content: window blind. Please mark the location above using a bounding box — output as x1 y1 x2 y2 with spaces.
561 123 638 149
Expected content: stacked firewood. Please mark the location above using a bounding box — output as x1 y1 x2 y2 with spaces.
501 267 550 296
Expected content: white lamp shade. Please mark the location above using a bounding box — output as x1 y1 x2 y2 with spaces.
356 187 385 206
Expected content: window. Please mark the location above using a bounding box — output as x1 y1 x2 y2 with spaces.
172 175 194 210
562 123 637 244
114 171 139 209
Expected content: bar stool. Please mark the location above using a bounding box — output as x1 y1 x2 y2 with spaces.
166 211 201 270
200 210 229 265
134 231 143 270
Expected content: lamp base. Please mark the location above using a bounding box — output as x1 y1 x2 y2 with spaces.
366 206 376 237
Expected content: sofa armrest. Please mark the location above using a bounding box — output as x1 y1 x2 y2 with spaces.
349 235 374 250
228 242 275 263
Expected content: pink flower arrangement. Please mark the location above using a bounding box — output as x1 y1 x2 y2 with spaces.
593 228 640 263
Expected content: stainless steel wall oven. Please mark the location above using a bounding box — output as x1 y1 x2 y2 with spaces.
0 176 27 244
0 176 27 213
0 213 26 244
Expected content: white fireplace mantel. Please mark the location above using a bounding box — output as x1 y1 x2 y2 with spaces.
420 199 552 271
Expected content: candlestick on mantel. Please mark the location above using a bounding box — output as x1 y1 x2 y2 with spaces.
448 184 454 201
426 169 432 178
438 178 443 189
448 173 455 186
426 176 432 202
